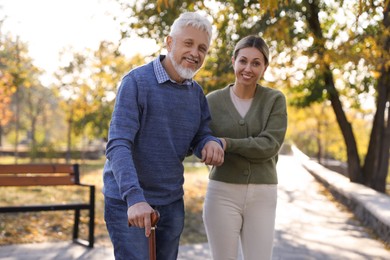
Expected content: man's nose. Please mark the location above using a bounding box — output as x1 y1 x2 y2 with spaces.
190 47 200 58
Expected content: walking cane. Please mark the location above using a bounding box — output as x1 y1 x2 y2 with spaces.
149 210 160 260
128 210 160 260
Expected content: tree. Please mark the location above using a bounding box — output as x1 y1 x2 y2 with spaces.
24 84 57 161
115 0 389 192
87 41 141 141
270 0 389 191
0 73 14 147
361 2 390 191
0 26 41 161
53 42 145 161
54 49 90 162
1 21 63 161
0 16 14 145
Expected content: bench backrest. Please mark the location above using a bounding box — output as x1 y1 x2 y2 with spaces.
0 164 80 186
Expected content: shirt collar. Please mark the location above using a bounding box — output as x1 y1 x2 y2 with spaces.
153 55 193 86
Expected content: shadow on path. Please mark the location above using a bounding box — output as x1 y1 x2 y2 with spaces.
1 155 389 260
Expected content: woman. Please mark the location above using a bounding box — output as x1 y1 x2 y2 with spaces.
203 35 287 260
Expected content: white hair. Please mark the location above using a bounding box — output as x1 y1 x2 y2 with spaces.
169 12 212 44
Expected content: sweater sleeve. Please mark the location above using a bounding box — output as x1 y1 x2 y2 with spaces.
225 91 287 163
105 73 146 208
191 88 223 158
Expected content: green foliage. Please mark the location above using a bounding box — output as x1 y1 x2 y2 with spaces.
0 28 57 159
1 0 388 186
51 41 144 150
112 1 389 186
289 74 327 107
287 103 345 161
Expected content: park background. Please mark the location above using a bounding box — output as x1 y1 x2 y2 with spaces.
0 0 389 248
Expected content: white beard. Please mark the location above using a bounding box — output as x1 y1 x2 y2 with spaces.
168 51 198 80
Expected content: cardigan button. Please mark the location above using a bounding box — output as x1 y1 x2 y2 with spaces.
239 119 245 125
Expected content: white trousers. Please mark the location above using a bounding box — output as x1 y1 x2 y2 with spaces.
203 180 277 260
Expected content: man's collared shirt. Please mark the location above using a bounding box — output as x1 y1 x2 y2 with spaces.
153 55 193 86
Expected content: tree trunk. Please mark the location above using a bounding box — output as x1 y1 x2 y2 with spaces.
66 117 72 163
323 69 363 182
363 66 390 192
0 124 2 147
30 117 37 163
317 118 322 164
27 89 37 163
363 5 390 192
376 100 390 192
305 0 363 183
13 39 21 163
13 87 20 163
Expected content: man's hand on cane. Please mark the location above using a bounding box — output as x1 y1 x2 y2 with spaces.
127 202 155 237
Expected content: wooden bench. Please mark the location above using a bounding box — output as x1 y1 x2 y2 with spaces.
0 163 95 248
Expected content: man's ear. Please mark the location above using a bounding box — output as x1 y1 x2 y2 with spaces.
166 36 173 52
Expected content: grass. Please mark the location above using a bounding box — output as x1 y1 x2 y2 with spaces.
1 156 388 247
0 157 210 247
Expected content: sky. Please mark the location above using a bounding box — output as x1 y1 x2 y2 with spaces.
0 0 158 85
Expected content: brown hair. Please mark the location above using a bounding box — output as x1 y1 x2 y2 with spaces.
233 35 270 66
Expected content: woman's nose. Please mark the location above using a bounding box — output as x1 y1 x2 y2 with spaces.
244 63 252 71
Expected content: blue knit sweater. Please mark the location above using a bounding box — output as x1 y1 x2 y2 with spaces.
103 56 219 207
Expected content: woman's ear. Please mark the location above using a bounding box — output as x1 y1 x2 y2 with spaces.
261 65 269 78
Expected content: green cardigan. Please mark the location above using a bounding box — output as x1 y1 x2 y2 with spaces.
206 84 287 184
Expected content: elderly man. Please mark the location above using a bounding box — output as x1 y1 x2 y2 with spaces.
103 12 224 260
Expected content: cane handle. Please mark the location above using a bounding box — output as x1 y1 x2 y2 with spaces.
128 209 160 227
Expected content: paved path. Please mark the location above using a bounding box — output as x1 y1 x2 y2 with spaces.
272 155 388 259
1 155 389 259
